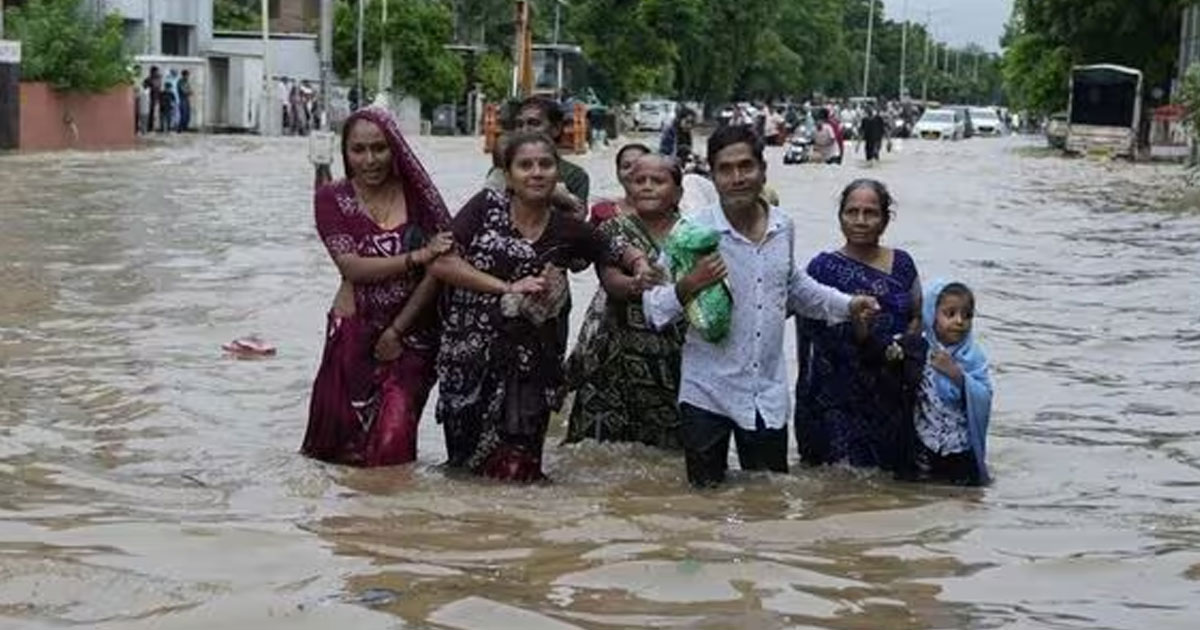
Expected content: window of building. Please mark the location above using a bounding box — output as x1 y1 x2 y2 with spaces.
161 23 193 57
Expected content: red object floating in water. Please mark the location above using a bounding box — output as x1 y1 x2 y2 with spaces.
222 336 277 358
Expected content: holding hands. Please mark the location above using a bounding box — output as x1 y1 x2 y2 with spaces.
677 253 727 302
412 232 454 266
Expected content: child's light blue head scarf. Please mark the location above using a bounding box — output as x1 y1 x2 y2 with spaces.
923 278 993 484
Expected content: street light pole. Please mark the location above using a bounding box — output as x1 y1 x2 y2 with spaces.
320 0 332 127
378 0 393 106
261 0 274 134
922 15 931 103
862 0 875 97
356 0 364 108
899 0 909 100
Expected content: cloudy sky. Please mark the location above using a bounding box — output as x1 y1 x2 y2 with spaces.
884 0 1014 52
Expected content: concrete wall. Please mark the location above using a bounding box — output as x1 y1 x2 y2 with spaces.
208 34 321 82
95 0 214 55
18 82 136 152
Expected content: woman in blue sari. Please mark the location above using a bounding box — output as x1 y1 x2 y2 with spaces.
795 179 921 471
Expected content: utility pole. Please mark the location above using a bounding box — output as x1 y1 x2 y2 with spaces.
356 0 365 108
899 0 909 100
260 0 275 134
320 0 332 125
313 0 336 188
377 0 393 107
921 15 931 103
862 0 875 97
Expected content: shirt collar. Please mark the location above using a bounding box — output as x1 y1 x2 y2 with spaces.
706 199 787 243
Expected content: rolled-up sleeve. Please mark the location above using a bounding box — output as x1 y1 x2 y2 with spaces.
644 250 685 329
788 266 852 323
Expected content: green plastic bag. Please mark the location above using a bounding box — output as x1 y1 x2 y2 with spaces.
664 218 733 343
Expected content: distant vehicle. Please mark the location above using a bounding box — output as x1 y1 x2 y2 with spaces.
914 108 964 140
969 107 1005 135
717 102 761 127
1066 64 1143 158
633 100 677 132
1046 112 1069 149
782 128 814 164
944 106 975 138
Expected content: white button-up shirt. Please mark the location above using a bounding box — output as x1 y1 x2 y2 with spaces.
644 203 852 431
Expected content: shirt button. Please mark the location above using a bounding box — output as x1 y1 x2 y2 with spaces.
757 277 762 283
755 332 761 338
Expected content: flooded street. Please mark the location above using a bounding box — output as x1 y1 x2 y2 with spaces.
1 133 1199 629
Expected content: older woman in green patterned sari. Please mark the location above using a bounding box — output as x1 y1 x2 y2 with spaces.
565 155 686 449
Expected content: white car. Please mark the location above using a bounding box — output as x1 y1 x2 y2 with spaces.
633 100 677 131
969 107 1005 136
914 108 965 140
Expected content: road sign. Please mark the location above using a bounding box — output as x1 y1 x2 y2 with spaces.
0 41 20 64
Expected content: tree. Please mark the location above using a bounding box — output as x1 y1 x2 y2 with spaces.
569 0 674 103
449 0 1001 106
475 52 510 102
1002 0 1188 114
5 0 132 92
334 0 465 107
214 0 260 31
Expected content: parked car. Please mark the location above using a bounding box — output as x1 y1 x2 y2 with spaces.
969 107 1005 135
913 108 965 140
633 100 677 131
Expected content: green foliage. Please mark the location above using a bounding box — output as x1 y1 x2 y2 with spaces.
5 0 132 93
214 0 261 32
1002 0 1189 114
1002 33 1070 114
1177 64 1200 134
334 0 465 105
563 0 1000 105
324 0 1007 106
475 52 510 102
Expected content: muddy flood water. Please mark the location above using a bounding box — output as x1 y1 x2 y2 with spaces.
1 133 1199 630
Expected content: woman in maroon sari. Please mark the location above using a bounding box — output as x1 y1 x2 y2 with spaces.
431 132 655 482
302 106 453 467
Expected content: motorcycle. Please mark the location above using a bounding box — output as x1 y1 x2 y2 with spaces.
782 131 813 165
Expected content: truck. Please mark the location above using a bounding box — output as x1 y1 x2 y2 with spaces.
1066 64 1143 158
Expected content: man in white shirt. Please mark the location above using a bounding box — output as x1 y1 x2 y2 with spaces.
644 125 879 487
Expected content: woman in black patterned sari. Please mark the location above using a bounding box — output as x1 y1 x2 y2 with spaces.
564 155 686 449
430 133 654 482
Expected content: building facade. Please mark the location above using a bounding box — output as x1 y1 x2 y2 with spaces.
1180 5 1200 84
269 0 319 33
92 0 214 57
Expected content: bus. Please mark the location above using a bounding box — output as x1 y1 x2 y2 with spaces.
1066 64 1143 158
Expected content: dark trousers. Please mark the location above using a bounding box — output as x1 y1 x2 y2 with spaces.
178 99 191 131
680 402 788 488
865 139 881 161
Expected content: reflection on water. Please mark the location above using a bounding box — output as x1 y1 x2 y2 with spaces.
1 135 1199 629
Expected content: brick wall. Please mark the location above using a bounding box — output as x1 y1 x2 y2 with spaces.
18 82 136 152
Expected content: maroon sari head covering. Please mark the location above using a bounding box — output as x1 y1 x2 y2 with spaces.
341 106 451 232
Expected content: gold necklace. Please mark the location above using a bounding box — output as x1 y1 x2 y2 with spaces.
358 184 397 225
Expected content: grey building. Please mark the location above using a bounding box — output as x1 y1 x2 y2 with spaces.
90 0 214 57
1180 5 1200 84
